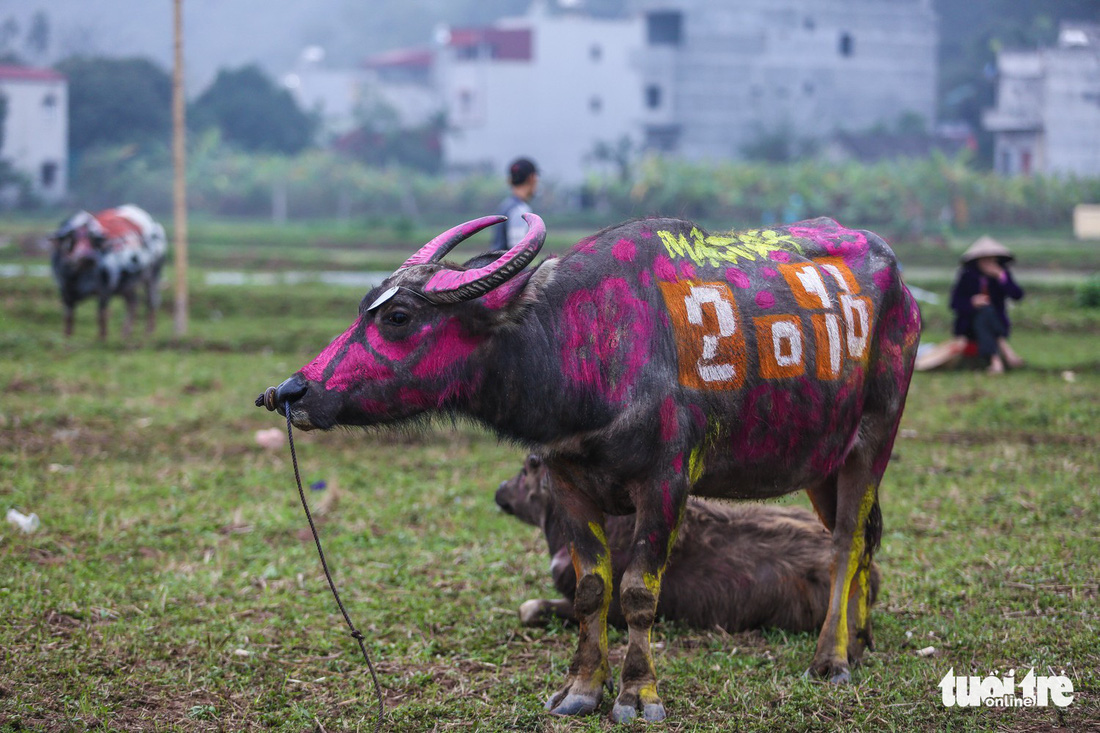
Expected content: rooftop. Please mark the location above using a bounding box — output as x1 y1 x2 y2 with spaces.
0 65 66 83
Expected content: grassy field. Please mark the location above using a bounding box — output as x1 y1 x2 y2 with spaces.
4 212 1100 273
1 222 1098 731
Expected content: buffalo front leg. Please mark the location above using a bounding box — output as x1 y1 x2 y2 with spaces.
610 476 688 723
122 291 137 339
544 475 612 717
63 303 75 337
519 597 575 627
145 273 160 334
97 298 110 340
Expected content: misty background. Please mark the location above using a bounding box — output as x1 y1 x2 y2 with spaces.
0 0 1097 230
2 0 1096 127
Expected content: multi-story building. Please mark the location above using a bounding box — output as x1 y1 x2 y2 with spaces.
436 4 644 184
0 65 68 203
310 1 939 184
633 0 938 159
983 23 1100 177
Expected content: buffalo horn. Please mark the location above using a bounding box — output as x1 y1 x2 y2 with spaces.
421 213 546 304
399 215 507 270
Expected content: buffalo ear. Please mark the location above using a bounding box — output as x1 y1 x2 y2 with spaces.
460 252 505 270
490 257 560 321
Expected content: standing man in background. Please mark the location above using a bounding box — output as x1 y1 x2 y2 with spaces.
491 157 539 252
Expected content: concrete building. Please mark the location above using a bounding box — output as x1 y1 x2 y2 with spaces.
632 0 938 160
0 65 68 203
436 4 645 184
290 1 941 184
983 23 1100 177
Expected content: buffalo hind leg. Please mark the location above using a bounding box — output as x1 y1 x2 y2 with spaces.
808 452 880 684
544 471 612 717
97 298 110 340
611 475 688 723
145 270 161 334
63 303 75 337
122 291 138 339
807 466 879 665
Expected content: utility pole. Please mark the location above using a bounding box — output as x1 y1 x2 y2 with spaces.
172 0 188 335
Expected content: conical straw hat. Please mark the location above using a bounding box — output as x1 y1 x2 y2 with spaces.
960 235 1014 264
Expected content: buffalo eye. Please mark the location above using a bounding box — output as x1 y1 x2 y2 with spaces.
385 310 410 327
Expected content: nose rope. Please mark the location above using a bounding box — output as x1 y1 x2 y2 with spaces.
281 404 385 731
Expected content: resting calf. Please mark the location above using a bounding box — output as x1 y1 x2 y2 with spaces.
497 454 879 634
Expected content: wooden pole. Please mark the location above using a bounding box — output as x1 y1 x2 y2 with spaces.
172 0 188 335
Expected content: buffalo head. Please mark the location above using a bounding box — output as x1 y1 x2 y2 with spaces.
268 214 548 430
51 211 105 272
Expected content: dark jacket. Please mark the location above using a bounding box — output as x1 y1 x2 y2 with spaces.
950 264 1024 337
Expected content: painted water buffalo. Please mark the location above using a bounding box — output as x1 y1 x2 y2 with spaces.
260 213 921 722
50 205 167 338
496 454 880 634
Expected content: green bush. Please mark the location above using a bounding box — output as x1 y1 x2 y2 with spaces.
592 155 1100 235
1078 276 1100 308
69 138 1100 232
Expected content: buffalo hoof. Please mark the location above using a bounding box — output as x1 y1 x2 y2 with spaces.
518 599 547 627
611 700 666 724
545 692 600 717
610 689 666 724
804 661 851 685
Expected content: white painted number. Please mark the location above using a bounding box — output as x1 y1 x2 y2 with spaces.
771 319 803 367
685 285 739 382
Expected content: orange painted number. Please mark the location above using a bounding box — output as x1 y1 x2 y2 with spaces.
659 281 747 390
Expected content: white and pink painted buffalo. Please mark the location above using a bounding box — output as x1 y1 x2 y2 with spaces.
259 213 920 722
496 454 880 634
50 204 167 339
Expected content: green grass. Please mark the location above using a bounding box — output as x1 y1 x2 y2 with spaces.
0 213 596 273
1 237 1099 730
6 212 1099 274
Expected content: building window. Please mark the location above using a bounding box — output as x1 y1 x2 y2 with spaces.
458 89 474 115
1021 150 1032 175
41 161 58 188
644 124 681 152
804 17 816 31
646 11 683 46
803 81 815 96
589 96 603 114
590 44 602 62
645 84 662 109
42 93 57 109
839 32 854 57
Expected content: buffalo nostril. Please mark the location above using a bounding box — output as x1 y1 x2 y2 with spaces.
275 376 309 406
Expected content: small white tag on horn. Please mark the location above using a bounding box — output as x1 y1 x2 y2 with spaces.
366 285 399 311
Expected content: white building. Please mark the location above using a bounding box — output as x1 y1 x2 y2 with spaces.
632 0 938 159
0 65 68 203
290 1 941 185
436 5 645 184
284 47 441 140
983 23 1100 177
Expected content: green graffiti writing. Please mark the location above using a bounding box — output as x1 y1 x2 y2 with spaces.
658 227 805 267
